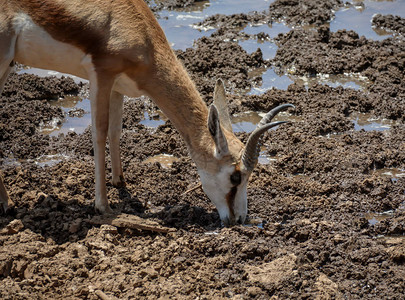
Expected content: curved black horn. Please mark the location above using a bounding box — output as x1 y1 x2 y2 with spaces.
242 104 295 171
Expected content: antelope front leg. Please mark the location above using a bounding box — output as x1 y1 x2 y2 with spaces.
88 71 115 214
108 90 125 187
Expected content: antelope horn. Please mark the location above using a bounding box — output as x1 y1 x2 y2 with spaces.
242 104 295 171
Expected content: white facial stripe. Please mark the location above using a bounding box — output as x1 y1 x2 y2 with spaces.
198 165 248 224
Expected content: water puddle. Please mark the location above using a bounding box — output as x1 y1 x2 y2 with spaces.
231 110 299 133
231 111 263 133
231 111 298 164
40 96 92 136
32 154 69 168
239 22 290 61
17 67 87 84
248 67 294 94
365 210 394 226
374 168 405 183
295 73 370 91
330 0 405 41
258 150 277 165
244 218 265 229
143 154 180 168
243 22 291 38
2 154 68 168
351 112 394 131
155 0 274 50
238 39 278 60
139 111 166 128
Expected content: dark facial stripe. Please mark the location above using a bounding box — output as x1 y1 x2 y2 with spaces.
230 170 241 186
226 186 237 219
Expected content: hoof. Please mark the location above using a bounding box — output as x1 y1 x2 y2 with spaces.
0 203 7 215
95 204 114 215
113 175 126 188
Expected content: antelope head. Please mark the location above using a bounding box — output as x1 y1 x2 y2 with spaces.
195 79 294 226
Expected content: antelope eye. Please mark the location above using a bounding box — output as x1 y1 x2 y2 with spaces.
230 171 241 186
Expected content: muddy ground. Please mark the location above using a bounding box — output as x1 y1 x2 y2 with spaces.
1 0 405 299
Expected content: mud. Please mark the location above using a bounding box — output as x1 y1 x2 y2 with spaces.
372 14 405 36
1 0 405 299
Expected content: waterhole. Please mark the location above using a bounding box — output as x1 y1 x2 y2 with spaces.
40 96 91 136
143 154 180 168
155 0 275 50
365 210 394 226
14 0 401 139
331 0 405 41
352 112 394 132
295 73 370 91
374 168 405 183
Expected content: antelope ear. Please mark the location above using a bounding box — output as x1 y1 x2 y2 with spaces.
213 78 233 133
208 105 229 158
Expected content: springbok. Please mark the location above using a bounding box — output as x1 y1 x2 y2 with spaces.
0 0 294 225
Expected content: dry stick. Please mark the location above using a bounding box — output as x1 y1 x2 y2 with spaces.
95 290 112 300
182 183 202 196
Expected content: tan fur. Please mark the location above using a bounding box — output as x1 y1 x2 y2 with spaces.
0 0 245 215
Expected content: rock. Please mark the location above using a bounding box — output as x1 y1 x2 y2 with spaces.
246 253 297 286
315 273 343 299
69 218 82 234
4 219 24 235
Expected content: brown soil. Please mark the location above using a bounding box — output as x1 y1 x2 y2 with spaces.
372 14 405 36
1 0 405 299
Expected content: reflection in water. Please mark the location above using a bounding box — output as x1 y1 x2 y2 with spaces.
140 111 166 128
244 218 264 229
40 96 92 136
373 168 405 183
351 112 394 131
248 67 294 94
232 110 299 133
365 210 394 226
34 154 69 168
238 39 278 60
17 68 86 84
231 111 298 165
231 111 262 133
330 0 405 40
295 73 370 91
143 154 180 168
243 22 291 38
156 0 274 50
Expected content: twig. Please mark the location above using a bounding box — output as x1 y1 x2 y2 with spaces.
182 183 202 196
95 290 112 300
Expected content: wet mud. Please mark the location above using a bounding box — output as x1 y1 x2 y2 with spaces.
1 0 405 299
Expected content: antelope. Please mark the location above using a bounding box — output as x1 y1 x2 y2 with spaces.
0 0 294 225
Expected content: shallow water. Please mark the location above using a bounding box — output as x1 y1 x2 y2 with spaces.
374 168 405 183
143 154 180 168
248 68 294 94
156 0 275 50
33 154 70 168
17 68 86 84
331 0 405 41
351 112 394 131
232 110 300 133
295 73 370 91
365 210 394 226
40 96 91 136
12 0 403 137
